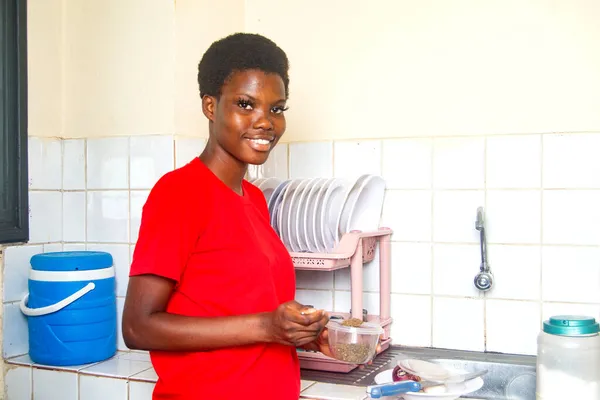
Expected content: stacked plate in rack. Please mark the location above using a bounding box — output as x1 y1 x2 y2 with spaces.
248 175 386 253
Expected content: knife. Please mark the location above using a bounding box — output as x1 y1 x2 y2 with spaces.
366 380 439 398
366 370 487 399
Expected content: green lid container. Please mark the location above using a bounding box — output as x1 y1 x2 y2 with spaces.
543 315 600 336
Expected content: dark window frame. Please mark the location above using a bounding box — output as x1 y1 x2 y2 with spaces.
0 0 28 244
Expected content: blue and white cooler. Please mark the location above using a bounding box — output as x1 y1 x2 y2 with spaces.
20 251 117 366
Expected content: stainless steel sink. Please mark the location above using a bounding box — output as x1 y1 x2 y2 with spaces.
301 346 537 400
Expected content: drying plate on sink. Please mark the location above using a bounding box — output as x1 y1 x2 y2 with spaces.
373 368 484 399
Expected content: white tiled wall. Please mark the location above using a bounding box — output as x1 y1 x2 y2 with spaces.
3 133 600 398
286 133 600 356
2 135 206 361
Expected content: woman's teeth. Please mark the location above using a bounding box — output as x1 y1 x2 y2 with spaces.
250 138 270 145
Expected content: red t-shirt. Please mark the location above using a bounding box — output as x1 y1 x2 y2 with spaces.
130 157 300 400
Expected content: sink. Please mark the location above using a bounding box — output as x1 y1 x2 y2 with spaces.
300 346 537 400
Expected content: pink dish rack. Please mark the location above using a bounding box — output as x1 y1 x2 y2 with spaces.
290 227 393 373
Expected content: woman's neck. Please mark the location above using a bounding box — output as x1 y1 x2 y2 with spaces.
199 140 247 196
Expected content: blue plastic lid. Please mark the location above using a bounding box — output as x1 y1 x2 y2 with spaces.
30 251 113 272
543 315 600 336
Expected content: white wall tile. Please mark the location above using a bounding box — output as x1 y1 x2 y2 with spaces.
334 140 381 180
433 190 484 243
486 245 541 301
29 191 63 243
433 137 484 189
130 191 150 243
433 244 483 297
130 135 174 189
333 291 381 315
391 242 432 295
433 297 484 351
5 366 31 400
33 369 78 400
87 137 129 189
390 294 431 347
542 246 600 303
542 303 600 321
334 250 381 292
381 190 432 241
28 137 62 190
63 191 86 242
295 290 333 311
79 375 127 400
116 298 128 351
301 382 368 400
129 381 156 400
486 190 541 244
289 142 333 178
3 302 29 358
543 190 600 245
174 136 205 169
63 243 86 252
87 191 129 243
486 135 541 189
263 142 288 180
81 357 152 378
3 245 43 302
382 138 432 189
295 270 333 290
44 243 63 253
87 244 130 297
543 133 600 188
486 300 540 355
63 139 86 190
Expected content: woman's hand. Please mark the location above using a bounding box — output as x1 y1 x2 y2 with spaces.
301 328 333 357
264 301 329 347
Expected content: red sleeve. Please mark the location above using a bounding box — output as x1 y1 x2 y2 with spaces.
130 172 204 283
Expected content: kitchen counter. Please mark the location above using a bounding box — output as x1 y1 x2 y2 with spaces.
6 350 509 399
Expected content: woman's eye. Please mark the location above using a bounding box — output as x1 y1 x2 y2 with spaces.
272 106 288 114
237 100 253 110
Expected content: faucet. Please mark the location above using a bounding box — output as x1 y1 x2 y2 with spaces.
474 207 493 292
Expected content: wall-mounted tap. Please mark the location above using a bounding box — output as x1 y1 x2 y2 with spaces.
474 207 493 292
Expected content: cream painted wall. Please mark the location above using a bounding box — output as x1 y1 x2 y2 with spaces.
246 0 600 143
63 0 175 137
27 0 63 138
175 0 245 138
27 0 245 139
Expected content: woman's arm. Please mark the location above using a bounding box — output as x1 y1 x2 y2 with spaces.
122 274 328 352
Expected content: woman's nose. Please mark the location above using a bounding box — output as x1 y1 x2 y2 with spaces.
252 111 274 131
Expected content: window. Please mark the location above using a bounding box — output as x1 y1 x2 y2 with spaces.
0 0 28 244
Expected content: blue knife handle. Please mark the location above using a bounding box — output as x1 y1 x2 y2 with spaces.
369 381 422 398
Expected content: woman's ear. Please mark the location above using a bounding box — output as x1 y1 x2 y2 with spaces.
202 95 216 121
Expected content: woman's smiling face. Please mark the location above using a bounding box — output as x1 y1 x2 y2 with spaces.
203 69 288 166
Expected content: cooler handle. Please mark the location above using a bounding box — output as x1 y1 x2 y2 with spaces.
20 282 96 317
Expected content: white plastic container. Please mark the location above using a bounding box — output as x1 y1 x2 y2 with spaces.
537 315 600 400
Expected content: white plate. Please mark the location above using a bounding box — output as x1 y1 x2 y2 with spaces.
313 178 335 253
257 177 281 205
268 180 290 235
373 369 484 400
339 174 386 237
278 179 303 250
302 178 327 253
319 178 350 252
295 178 321 252
287 178 311 252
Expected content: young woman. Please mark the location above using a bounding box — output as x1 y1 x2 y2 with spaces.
122 33 331 400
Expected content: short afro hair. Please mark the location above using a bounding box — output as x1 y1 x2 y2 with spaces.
197 33 290 99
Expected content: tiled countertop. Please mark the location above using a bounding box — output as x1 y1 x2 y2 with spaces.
5 351 479 400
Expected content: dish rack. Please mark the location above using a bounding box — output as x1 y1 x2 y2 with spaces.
290 227 393 373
